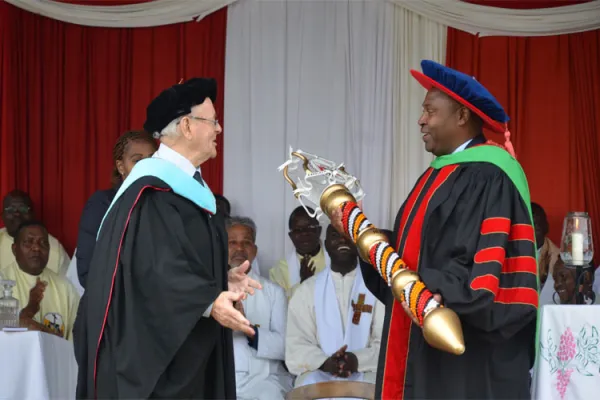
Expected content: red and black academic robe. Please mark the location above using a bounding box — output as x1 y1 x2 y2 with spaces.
361 139 538 399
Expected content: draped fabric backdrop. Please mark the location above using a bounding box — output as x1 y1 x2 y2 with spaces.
390 7 445 215
0 1 227 255
447 0 600 263
223 0 447 276
2 0 599 266
224 0 395 276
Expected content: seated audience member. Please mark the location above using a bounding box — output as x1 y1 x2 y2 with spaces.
550 258 598 305
226 216 293 400
594 266 600 296
216 194 231 217
1 221 80 340
270 206 329 297
75 130 157 288
286 225 383 387
531 202 560 290
0 190 70 276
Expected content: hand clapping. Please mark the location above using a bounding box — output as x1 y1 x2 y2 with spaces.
319 345 359 378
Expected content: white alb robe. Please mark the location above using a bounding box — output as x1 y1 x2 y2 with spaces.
66 248 85 296
0 262 80 340
286 266 384 387
234 262 293 400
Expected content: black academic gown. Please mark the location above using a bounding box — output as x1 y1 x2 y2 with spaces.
361 136 537 399
73 176 235 399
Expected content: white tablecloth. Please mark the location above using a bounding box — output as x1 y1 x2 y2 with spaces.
0 331 77 399
532 305 600 400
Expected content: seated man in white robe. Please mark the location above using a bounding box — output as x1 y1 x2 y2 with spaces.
0 190 70 275
0 221 80 340
269 206 330 298
286 224 384 387
226 216 293 400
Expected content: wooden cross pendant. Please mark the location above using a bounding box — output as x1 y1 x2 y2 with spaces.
351 293 373 325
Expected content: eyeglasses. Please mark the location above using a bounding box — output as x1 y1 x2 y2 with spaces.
3 205 31 214
187 115 220 128
290 225 320 235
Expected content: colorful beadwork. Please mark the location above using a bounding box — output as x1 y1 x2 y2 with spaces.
341 201 373 242
400 281 441 327
339 201 443 325
341 201 406 284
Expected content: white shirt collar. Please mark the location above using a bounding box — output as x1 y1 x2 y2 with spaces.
452 139 473 154
152 143 200 177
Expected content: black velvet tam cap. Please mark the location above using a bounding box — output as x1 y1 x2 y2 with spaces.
143 78 217 136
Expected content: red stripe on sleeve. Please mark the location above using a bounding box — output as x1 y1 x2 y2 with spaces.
496 287 539 308
503 256 537 274
470 274 499 295
474 247 506 265
509 224 535 242
480 217 511 235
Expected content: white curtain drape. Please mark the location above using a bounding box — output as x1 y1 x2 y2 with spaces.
224 0 398 277
3 0 236 27
6 0 600 36
390 6 445 215
392 0 600 36
224 0 446 278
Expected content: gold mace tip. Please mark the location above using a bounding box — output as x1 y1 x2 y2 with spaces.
422 307 465 355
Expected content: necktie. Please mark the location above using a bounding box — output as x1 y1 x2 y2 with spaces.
193 171 205 187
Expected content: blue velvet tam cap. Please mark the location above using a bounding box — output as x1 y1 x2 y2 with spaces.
144 78 217 136
410 60 509 135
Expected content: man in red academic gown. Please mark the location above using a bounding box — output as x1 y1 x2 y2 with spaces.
333 60 538 399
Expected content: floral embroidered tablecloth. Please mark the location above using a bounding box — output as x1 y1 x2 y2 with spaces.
532 305 600 400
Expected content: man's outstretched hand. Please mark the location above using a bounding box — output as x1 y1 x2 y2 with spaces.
211 291 255 337
228 261 262 295
401 293 443 325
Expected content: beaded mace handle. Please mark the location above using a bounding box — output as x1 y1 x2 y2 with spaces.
340 201 443 327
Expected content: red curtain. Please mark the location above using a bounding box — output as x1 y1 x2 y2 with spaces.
0 1 227 254
447 2 600 263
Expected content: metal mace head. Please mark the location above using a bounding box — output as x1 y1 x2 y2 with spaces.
279 148 365 220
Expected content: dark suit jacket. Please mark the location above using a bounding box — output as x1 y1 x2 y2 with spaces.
76 188 117 288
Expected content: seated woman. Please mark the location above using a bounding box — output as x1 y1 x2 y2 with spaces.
74 130 157 289
551 258 598 305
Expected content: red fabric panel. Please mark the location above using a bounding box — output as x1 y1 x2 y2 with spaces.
509 224 535 242
496 287 539 307
569 31 600 266
474 247 506 265
382 165 459 399
481 217 511 235
446 28 600 265
471 274 499 294
54 0 154 4
463 0 591 9
503 257 537 274
0 2 227 254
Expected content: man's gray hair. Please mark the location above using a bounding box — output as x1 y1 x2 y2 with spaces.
155 116 183 139
226 216 257 242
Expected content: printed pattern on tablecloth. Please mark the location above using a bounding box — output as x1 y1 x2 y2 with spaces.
534 305 600 400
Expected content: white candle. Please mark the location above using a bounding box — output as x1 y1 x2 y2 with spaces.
571 232 584 265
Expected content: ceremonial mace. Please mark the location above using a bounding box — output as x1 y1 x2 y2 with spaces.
279 149 465 355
